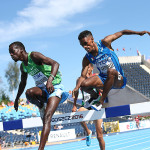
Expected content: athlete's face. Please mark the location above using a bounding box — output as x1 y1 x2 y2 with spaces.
9 45 23 62
79 35 95 53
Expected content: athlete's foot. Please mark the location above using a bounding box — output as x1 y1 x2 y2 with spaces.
91 101 102 111
86 130 92 146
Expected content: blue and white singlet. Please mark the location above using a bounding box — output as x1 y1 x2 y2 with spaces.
85 40 126 88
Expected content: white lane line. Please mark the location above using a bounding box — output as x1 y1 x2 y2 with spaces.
114 139 150 150
107 136 150 147
106 131 150 144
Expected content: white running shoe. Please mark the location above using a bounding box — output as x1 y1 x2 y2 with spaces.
91 101 102 111
84 100 95 109
84 95 101 108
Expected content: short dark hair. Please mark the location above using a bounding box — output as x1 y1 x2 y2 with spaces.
78 30 93 40
9 41 25 51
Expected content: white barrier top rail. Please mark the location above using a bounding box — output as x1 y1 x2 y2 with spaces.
1 101 150 131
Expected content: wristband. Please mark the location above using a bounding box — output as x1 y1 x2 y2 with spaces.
50 74 55 79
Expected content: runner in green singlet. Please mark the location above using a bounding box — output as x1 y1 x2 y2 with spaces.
9 41 68 150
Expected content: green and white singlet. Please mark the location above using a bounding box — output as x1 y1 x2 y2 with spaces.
21 52 62 87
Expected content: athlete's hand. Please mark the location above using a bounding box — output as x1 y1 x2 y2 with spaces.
46 81 54 94
14 100 19 111
72 88 79 99
72 105 77 112
139 31 147 36
147 31 150 36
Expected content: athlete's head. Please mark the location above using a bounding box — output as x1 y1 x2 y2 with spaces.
78 30 93 41
9 41 26 62
78 30 95 53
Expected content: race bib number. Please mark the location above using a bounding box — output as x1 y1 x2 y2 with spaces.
96 57 115 74
33 72 48 87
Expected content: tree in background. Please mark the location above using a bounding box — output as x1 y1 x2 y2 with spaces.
0 77 10 105
0 89 10 105
5 61 20 101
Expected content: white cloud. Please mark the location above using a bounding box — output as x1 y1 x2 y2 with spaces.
0 0 103 43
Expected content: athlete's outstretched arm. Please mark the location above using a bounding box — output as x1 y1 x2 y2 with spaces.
72 90 79 112
30 52 59 94
102 30 150 49
14 65 28 111
72 56 90 98
72 78 80 112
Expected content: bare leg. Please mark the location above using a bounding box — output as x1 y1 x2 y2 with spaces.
25 87 47 108
80 75 103 99
94 119 105 150
38 96 61 150
99 69 124 104
78 107 91 135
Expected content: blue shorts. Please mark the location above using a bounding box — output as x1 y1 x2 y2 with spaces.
98 72 127 89
39 84 69 104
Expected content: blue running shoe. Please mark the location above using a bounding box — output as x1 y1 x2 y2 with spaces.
86 130 92 146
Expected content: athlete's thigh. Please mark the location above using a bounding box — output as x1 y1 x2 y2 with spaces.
82 75 103 88
45 96 61 116
78 107 88 112
113 72 124 88
26 87 47 98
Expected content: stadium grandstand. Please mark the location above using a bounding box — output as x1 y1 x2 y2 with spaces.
120 55 150 98
0 54 150 149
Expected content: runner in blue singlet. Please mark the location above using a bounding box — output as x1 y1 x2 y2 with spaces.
72 30 150 112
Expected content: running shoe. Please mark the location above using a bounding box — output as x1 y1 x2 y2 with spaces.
91 101 102 111
84 95 100 108
86 130 92 146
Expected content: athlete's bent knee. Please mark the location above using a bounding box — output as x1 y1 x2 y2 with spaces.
78 107 86 112
80 80 88 87
25 89 34 98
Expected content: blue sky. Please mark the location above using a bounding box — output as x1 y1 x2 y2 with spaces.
0 0 150 101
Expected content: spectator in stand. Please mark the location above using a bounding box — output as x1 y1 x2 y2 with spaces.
135 116 140 129
1 137 5 148
57 124 63 130
53 125 58 130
